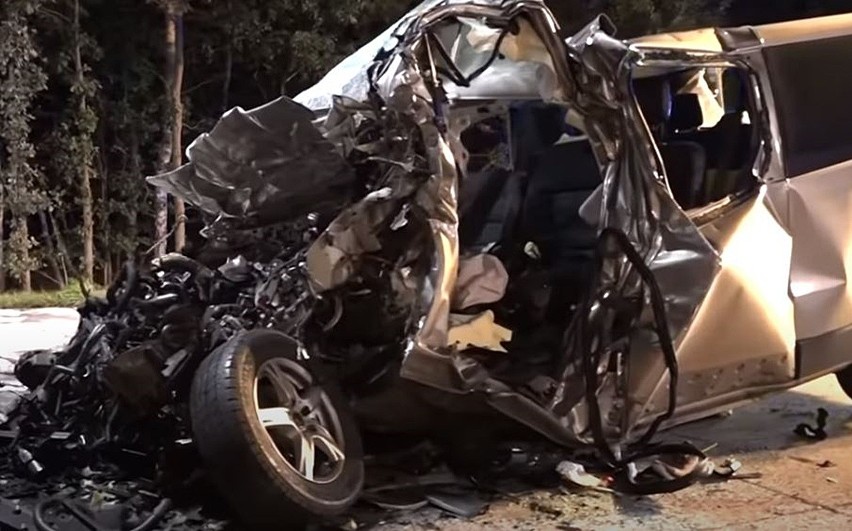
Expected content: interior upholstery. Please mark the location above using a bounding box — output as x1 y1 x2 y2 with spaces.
520 139 601 266
658 142 708 209
667 93 704 133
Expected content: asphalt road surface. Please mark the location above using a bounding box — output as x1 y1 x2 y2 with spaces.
2 308 852 530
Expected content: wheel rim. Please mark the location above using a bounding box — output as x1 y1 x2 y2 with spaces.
253 358 346 484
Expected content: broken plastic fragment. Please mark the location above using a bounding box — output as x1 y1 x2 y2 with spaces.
556 461 604 489
448 311 512 352
650 454 714 480
218 255 252 282
713 458 742 478
523 241 542 260
425 487 488 518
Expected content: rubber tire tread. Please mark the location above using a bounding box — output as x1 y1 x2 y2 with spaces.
835 364 852 401
190 330 363 530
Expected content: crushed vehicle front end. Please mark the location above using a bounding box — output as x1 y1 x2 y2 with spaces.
156 0 728 461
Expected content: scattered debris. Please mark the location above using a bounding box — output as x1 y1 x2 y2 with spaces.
556 461 607 490
448 311 513 353
528 500 563 518
794 408 829 441
425 488 489 518
0 221 318 529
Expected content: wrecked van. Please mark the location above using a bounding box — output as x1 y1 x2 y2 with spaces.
44 1 852 528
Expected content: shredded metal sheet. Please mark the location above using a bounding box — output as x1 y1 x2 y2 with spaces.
147 97 355 225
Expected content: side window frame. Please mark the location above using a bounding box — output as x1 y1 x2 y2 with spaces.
631 58 764 221
762 33 852 178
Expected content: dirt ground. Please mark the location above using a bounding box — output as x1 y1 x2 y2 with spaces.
2 308 852 530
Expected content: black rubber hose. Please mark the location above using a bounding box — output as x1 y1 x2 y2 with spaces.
579 228 682 466
34 499 69 531
598 228 680 447
117 498 173 531
114 261 139 314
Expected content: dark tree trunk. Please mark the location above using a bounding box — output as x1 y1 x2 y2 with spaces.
159 2 187 254
154 142 170 257
154 1 188 256
51 210 73 285
0 189 5 292
16 218 31 292
97 97 110 286
73 0 95 285
128 122 141 259
222 34 233 112
171 7 186 253
38 209 64 288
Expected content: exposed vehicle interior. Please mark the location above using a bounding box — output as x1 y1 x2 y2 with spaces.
632 65 760 212
455 101 601 385
450 64 761 387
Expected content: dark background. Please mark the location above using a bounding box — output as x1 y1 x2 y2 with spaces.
1 0 850 292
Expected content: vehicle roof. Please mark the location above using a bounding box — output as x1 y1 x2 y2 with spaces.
629 28 723 52
752 12 852 46
629 12 852 53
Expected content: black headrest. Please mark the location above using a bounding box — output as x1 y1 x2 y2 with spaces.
722 69 746 112
633 76 671 127
669 93 703 131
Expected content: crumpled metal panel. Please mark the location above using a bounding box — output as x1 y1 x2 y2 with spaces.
147 97 355 225
294 0 444 111
544 20 721 447
630 189 796 428
784 160 852 340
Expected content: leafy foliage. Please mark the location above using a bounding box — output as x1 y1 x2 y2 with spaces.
2 0 852 293
0 0 48 285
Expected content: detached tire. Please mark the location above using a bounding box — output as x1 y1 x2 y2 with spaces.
190 330 364 530
836 364 852 400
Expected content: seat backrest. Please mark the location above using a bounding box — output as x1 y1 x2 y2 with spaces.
659 141 707 209
458 103 568 253
458 168 522 251
668 93 704 134
520 139 601 262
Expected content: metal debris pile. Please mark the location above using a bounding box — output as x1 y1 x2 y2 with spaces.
0 220 319 530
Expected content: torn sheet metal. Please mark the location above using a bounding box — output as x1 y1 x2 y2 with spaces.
147 97 355 226
294 0 445 111
306 187 402 292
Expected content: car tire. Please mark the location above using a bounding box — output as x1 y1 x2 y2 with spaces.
835 364 852 400
190 329 364 530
